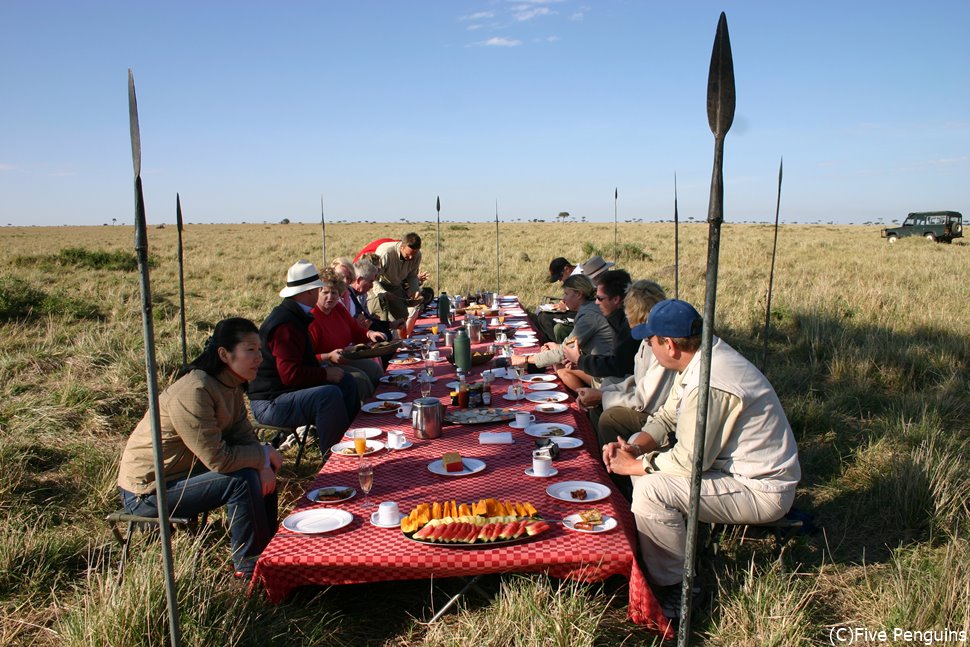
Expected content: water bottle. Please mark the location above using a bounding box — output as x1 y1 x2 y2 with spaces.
453 328 472 373
438 291 450 325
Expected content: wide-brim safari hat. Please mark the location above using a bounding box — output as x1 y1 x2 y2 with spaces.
279 260 325 298
579 255 614 280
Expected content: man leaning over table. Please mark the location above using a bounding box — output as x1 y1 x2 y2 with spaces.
602 299 800 622
367 232 423 324
248 260 360 455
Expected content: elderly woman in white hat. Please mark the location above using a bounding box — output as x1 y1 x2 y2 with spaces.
248 260 360 455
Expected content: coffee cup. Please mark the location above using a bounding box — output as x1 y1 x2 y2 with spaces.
397 401 413 416
531 452 553 477
387 429 405 448
515 411 536 427
378 501 401 525
428 350 440 361
490 317 500 326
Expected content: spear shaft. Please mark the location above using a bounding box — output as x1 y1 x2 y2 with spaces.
760 158 783 374
495 200 500 294
176 194 187 367
320 195 327 267
613 187 618 257
435 196 441 294
679 14 735 646
128 69 183 647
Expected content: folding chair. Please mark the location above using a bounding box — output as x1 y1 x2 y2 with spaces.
253 422 312 469
105 510 207 584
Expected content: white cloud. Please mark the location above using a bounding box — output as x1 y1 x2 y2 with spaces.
460 11 495 21
570 11 585 21
0 163 16 171
513 6 553 21
477 36 522 47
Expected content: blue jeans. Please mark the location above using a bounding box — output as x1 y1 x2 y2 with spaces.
250 373 359 452
120 467 277 576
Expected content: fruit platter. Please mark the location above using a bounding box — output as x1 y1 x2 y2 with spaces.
401 497 552 547
341 340 403 360
444 407 517 425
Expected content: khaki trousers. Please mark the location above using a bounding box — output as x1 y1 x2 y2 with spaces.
596 406 652 449
631 471 794 587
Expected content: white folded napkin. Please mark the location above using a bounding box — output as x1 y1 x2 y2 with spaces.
479 431 514 445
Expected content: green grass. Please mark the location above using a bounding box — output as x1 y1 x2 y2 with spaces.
1 222 968 645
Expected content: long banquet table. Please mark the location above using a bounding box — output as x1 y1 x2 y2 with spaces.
253 298 671 636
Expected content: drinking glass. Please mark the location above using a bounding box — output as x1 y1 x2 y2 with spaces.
420 367 433 397
358 458 374 509
353 429 368 456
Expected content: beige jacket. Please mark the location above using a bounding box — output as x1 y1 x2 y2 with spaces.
118 369 264 495
601 338 676 417
637 337 801 493
373 240 421 297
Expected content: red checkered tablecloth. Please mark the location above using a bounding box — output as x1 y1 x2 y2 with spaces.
253 301 671 637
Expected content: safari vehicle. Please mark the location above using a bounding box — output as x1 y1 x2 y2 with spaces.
881 211 963 243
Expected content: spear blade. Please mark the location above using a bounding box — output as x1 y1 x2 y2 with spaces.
128 69 141 179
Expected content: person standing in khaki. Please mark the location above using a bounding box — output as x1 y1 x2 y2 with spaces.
367 232 423 323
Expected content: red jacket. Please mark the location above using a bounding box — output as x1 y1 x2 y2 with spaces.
308 305 369 356
354 238 397 262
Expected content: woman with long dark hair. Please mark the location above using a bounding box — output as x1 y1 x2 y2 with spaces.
118 317 281 578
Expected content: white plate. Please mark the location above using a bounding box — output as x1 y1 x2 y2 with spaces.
388 440 414 449
427 457 486 477
361 401 404 414
514 341 538 349
546 481 611 503
387 368 415 376
416 374 438 383
376 391 407 401
507 420 533 430
344 427 382 440
538 303 557 312
527 382 559 391
482 368 516 380
380 374 415 384
306 486 356 503
547 436 583 449
524 467 559 478
370 511 405 528
524 422 575 438
502 392 527 402
283 508 353 534
523 374 557 383
330 439 385 456
507 321 529 328
533 402 569 414
445 381 460 390
526 391 569 403
562 513 618 534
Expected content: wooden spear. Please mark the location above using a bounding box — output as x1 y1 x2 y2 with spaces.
128 69 183 647
613 187 618 258
495 200 500 295
176 194 187 367
760 158 783 374
674 173 680 299
436 196 441 293
678 13 735 646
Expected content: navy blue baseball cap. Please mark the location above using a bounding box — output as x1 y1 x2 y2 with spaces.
631 299 703 340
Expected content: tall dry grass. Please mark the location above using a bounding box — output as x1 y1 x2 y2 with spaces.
1 221 969 645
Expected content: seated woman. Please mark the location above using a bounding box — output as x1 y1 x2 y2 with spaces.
511 274 613 385
308 268 386 400
117 317 281 579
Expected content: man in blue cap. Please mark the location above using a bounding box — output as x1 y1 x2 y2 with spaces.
601 299 801 622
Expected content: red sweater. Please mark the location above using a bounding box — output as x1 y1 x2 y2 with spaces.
308 305 369 355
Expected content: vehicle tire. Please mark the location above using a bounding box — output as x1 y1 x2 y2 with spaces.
953 223 963 235
887 234 898 244
924 233 936 242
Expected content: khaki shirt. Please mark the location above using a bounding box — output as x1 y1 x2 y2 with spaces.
373 240 421 297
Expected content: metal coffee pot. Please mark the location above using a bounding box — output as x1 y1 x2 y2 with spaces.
412 397 446 439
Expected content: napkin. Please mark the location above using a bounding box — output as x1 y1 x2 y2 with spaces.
479 431 514 445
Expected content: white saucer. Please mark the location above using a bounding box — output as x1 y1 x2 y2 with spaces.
370 511 404 528
524 467 559 478
388 440 414 450
507 420 532 429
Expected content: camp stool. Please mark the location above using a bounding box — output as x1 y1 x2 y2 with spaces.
252 423 312 469
105 510 207 584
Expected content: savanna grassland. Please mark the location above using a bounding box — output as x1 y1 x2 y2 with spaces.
1 221 968 646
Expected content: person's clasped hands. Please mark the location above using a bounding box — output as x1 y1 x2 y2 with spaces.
602 436 645 476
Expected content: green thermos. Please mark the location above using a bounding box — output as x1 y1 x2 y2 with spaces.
453 328 471 373
438 291 450 325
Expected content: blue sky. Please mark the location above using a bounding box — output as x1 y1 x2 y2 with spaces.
1 1 967 226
